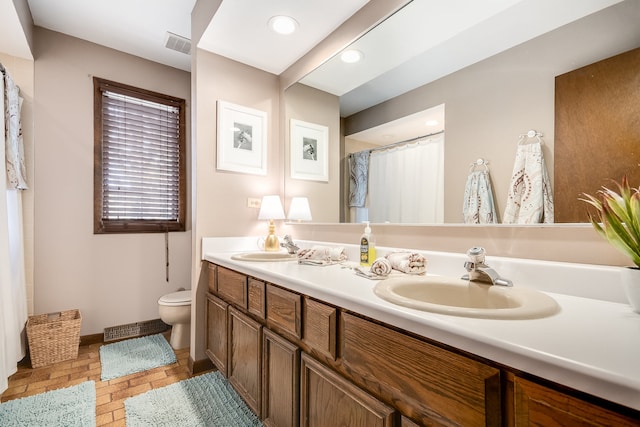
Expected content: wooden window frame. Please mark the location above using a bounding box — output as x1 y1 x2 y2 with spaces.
93 77 186 234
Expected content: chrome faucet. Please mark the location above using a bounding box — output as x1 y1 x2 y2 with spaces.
461 247 513 286
280 235 300 254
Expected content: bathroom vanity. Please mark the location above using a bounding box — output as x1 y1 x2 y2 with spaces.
202 239 640 426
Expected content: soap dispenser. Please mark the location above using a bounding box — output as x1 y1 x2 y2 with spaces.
360 221 376 267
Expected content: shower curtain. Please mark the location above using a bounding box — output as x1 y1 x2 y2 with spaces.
367 134 444 223
1 68 28 394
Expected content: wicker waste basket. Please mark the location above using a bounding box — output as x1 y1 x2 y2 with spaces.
26 309 82 368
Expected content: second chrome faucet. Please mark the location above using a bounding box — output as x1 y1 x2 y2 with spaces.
461 247 513 287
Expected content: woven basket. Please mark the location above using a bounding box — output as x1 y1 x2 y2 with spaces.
26 309 82 368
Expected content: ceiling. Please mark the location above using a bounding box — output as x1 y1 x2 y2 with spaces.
1 0 623 123
1 0 369 75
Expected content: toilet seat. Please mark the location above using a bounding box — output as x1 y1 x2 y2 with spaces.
158 290 191 307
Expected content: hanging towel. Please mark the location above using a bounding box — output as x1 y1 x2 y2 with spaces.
463 170 497 224
3 70 28 190
503 141 554 224
348 151 369 207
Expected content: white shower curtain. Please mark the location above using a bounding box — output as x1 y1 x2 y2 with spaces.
368 134 444 223
0 70 28 394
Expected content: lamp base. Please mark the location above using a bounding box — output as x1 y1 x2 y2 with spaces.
264 233 280 252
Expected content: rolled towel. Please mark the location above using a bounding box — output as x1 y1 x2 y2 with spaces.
370 258 392 276
385 252 427 275
297 245 348 263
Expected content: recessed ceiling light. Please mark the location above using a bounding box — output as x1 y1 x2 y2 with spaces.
340 49 363 64
425 120 439 126
268 15 298 35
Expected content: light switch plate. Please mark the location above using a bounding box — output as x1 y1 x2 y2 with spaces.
247 197 261 208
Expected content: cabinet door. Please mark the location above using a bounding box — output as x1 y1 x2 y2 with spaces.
300 353 395 427
228 306 262 416
262 328 300 427
206 293 228 376
514 376 640 426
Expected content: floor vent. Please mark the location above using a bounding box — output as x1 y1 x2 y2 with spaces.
104 318 169 342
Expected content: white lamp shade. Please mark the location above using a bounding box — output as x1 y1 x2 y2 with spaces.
287 197 312 221
258 195 285 220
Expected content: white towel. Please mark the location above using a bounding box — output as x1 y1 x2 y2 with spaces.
385 252 427 275
463 170 497 224
297 246 348 266
503 141 554 224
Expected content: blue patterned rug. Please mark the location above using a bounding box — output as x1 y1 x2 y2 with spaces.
0 381 95 427
100 334 176 381
124 371 262 426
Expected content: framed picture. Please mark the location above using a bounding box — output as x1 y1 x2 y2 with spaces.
290 119 329 182
217 100 267 175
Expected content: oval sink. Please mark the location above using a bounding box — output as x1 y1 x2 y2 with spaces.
374 276 559 319
231 252 298 262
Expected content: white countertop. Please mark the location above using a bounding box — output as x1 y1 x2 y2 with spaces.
202 237 640 412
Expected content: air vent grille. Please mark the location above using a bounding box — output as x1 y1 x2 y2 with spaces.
164 31 191 55
104 318 169 342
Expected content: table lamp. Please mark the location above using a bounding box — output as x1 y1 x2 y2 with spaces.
287 197 312 222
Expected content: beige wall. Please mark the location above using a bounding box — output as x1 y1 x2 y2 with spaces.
344 1 640 223
284 83 340 222
191 48 281 360
33 28 192 335
0 53 34 314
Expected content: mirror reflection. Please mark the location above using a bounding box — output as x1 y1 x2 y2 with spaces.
284 0 640 224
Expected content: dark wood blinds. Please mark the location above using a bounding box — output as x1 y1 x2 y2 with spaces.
94 77 186 233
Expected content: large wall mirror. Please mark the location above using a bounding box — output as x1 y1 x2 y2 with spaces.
283 0 640 225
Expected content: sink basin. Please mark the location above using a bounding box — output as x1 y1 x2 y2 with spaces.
374 276 559 319
230 252 298 262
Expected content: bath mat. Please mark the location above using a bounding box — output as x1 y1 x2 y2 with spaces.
0 381 95 427
124 371 262 427
100 333 176 381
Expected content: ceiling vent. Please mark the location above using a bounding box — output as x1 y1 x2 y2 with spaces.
164 32 191 55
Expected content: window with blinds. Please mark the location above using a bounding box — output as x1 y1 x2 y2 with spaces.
94 77 186 233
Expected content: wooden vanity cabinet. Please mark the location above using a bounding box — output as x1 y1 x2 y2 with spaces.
513 376 639 426
205 293 228 376
300 353 395 427
205 262 640 426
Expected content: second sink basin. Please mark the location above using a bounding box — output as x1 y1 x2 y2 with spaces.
374 276 559 319
230 252 298 262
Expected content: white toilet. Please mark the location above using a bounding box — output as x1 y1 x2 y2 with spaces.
158 289 191 350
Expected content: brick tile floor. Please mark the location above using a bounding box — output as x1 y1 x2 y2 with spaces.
1 335 206 426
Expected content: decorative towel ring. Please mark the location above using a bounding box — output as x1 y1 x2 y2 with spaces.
469 158 490 172
518 129 544 145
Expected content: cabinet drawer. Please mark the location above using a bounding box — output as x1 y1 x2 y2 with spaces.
303 297 337 360
513 376 640 426
207 263 217 293
341 312 501 427
217 267 247 308
301 353 395 427
266 284 301 338
248 278 266 319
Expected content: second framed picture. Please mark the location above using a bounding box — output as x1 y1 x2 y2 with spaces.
217 100 267 175
290 119 329 182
